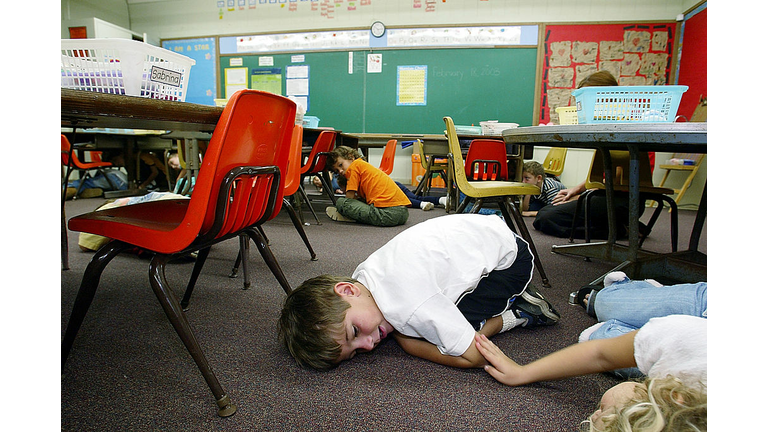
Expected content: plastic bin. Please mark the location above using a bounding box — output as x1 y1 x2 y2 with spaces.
302 116 320 128
480 121 519 135
572 85 687 124
61 38 196 102
555 106 578 125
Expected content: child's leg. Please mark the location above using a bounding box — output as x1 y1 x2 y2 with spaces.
336 198 408 226
594 281 707 326
455 236 534 329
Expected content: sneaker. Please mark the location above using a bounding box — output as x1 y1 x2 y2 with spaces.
439 196 448 207
512 286 560 328
603 271 628 287
325 206 356 222
420 201 434 211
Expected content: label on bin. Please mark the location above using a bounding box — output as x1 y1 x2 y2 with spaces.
150 66 182 87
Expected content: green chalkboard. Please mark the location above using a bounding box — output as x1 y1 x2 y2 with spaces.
219 47 537 134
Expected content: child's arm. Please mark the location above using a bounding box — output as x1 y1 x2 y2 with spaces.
393 316 503 368
475 331 637 386
521 195 531 211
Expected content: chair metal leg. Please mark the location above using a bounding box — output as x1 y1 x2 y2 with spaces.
283 198 318 260
298 184 321 225
502 198 551 288
148 254 236 418
62 240 132 366
318 171 338 206
180 247 212 310
246 228 292 294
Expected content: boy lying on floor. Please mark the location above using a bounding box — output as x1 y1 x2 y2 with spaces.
278 213 559 370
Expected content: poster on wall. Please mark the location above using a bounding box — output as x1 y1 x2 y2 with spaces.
539 23 677 124
397 65 427 106
162 37 217 106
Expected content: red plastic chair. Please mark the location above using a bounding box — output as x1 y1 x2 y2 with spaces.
61 134 117 270
378 139 397 175
298 130 337 224
464 139 509 181
62 90 296 418
61 134 117 197
228 125 318 288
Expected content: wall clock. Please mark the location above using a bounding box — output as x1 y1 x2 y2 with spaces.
371 21 386 38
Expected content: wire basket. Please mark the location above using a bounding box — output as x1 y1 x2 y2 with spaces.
555 106 578 125
61 38 195 101
572 85 688 124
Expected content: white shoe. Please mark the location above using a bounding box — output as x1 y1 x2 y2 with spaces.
420 201 434 211
603 271 628 287
438 196 448 207
326 206 356 222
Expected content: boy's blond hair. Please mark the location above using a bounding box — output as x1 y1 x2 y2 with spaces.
278 274 359 370
585 376 707 432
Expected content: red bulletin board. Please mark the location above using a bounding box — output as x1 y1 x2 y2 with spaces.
676 6 706 120
539 22 677 124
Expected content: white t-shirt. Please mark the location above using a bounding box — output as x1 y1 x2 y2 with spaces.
352 214 522 356
634 314 707 391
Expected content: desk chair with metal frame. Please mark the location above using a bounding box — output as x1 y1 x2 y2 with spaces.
542 147 568 178
569 149 679 252
379 139 398 175
63 89 297 418
227 124 318 289
299 130 338 224
464 139 509 181
444 116 551 287
61 134 117 270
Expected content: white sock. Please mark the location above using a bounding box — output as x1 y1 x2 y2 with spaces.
439 196 447 206
500 310 527 332
578 322 605 343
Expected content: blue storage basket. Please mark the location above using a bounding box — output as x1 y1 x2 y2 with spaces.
572 85 688 124
302 116 320 128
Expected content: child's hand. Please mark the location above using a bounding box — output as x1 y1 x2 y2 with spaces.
475 334 525 386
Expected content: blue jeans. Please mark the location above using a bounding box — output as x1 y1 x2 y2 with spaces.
69 170 128 191
588 278 707 379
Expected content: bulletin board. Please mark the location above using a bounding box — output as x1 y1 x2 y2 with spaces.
675 3 706 120
539 22 678 124
219 47 538 134
161 37 217 106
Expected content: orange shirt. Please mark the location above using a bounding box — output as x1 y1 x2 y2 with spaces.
345 159 411 208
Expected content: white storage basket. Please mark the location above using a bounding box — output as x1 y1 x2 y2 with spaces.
61 38 195 102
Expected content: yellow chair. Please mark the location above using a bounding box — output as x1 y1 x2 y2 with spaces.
657 153 705 206
444 116 550 287
571 149 679 252
542 147 567 178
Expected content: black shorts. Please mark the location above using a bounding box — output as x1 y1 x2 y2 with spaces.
455 235 534 330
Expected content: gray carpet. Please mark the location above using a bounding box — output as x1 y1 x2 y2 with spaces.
61 190 705 431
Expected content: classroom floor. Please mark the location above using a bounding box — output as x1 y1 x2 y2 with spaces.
61 191 705 430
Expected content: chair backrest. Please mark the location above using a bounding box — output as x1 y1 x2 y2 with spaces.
283 125 304 196
61 134 109 169
444 116 473 190
584 149 656 189
301 130 337 175
379 139 397 175
542 147 567 177
464 139 509 181
183 89 296 243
